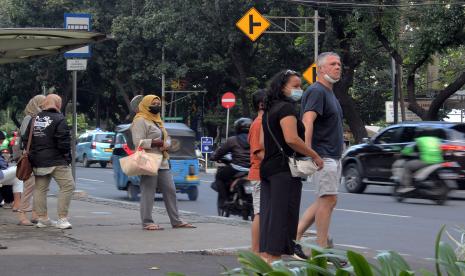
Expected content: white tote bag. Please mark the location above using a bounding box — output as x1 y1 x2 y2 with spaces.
119 147 163 176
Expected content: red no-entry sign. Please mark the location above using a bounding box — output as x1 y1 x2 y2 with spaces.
221 92 236 109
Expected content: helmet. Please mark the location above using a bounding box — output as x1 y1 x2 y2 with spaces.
234 118 252 134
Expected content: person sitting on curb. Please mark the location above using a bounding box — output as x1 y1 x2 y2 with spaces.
0 131 23 211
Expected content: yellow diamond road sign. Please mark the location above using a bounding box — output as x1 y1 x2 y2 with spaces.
303 63 318 84
236 7 270 42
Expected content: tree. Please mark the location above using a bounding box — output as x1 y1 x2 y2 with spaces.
373 2 465 120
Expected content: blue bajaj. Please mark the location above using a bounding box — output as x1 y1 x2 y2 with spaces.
111 123 200 201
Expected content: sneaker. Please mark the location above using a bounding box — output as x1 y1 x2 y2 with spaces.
2 203 12 209
56 218 72 229
292 243 309 260
36 218 57 228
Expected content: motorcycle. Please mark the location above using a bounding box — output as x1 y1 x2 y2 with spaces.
211 155 254 221
391 159 460 205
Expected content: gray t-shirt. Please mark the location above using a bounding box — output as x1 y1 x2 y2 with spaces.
300 82 344 159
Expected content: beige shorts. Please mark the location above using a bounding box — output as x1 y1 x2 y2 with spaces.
310 158 341 197
250 180 261 215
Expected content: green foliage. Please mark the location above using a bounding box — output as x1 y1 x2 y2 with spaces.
227 226 465 276
66 113 89 133
0 122 17 133
3 0 465 136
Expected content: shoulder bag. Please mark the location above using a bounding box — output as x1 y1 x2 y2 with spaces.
265 112 318 178
16 119 34 181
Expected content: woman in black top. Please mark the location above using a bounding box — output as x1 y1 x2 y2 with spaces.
260 70 323 262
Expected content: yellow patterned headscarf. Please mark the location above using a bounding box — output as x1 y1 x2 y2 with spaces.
133 95 169 159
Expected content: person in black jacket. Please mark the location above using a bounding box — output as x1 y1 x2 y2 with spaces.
210 118 252 207
23 94 75 229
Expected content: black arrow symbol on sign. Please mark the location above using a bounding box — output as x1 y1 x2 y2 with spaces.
249 14 261 34
312 66 317 83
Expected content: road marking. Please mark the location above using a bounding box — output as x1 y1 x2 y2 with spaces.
376 250 411 257
91 211 112 215
336 243 369 250
335 208 411 218
302 189 353 195
200 180 211 183
78 177 104 183
77 187 96 190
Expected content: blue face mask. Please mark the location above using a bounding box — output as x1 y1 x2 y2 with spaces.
289 89 303 101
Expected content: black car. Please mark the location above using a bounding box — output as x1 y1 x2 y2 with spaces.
342 121 465 193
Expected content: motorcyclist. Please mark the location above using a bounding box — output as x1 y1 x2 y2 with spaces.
398 127 444 190
211 118 252 207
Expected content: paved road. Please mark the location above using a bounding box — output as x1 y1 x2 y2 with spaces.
68 164 465 265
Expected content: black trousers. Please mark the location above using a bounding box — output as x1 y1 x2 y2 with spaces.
260 171 302 256
215 165 240 205
0 185 13 204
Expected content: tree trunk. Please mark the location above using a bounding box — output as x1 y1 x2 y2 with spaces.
334 67 368 143
426 70 465 120
231 47 251 118
406 72 427 119
114 78 132 113
96 95 101 128
10 108 21 128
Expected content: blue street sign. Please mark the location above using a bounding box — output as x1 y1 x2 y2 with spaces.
201 137 214 153
201 137 213 146
201 145 213 153
64 13 92 58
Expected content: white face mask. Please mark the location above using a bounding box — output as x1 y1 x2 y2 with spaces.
289 89 303 101
323 74 340 84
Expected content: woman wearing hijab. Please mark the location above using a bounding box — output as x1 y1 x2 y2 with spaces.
17 94 45 225
131 95 195 231
23 94 75 229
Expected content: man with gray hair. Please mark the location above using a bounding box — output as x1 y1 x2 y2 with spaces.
294 52 343 259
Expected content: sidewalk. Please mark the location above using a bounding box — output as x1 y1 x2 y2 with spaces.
0 195 251 275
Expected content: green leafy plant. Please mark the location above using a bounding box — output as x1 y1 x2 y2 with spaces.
223 226 465 276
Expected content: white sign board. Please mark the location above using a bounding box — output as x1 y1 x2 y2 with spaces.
385 100 431 122
64 13 91 58
67 59 87 71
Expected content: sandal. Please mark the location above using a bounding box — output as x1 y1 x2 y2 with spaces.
143 224 164 231
173 223 196 229
17 220 34 226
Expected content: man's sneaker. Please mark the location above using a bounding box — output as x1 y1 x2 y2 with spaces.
36 218 57 228
292 243 309 260
56 218 72 229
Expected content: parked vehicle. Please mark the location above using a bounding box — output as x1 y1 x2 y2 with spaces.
76 130 115 168
211 155 254 221
342 122 465 193
111 123 200 201
392 159 460 205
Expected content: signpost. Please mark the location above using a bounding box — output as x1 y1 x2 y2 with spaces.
201 137 214 171
237 8 322 84
221 92 236 140
235 7 270 42
303 63 318 84
64 13 91 181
